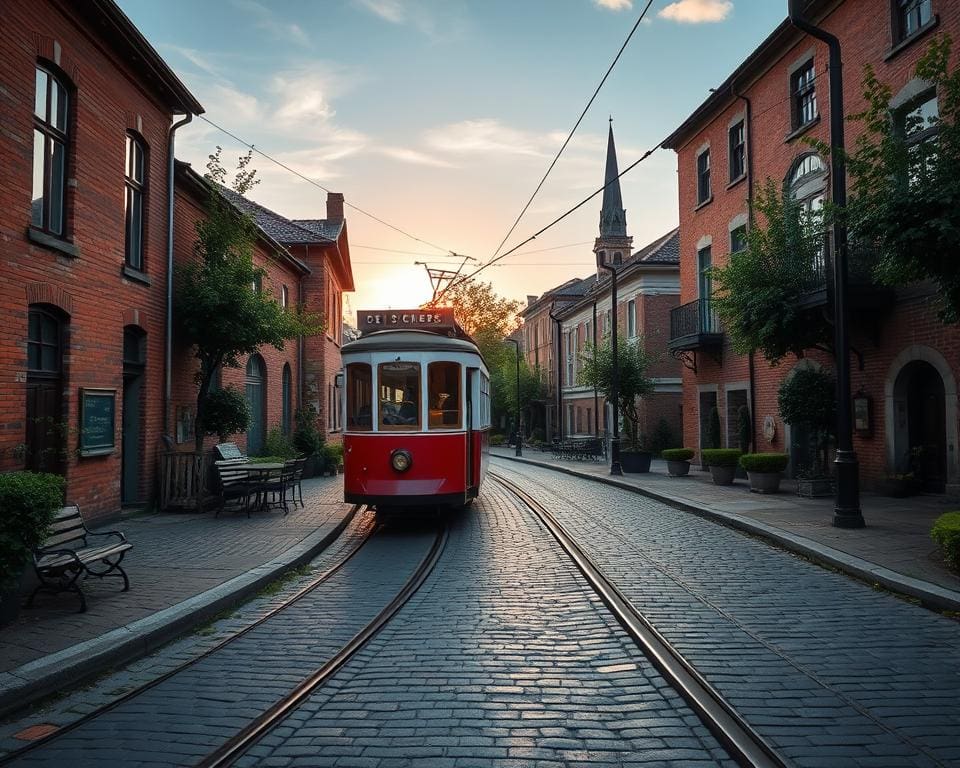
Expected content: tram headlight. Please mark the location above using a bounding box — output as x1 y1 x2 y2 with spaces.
390 449 412 472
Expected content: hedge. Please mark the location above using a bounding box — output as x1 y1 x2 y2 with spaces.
701 448 742 467
931 511 960 570
739 453 789 473
661 448 694 461
0 471 65 591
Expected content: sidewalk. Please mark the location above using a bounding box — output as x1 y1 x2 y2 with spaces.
490 447 960 611
0 475 356 719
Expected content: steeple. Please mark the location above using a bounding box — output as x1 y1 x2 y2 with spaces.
599 119 627 237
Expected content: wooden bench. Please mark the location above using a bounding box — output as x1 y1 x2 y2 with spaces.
29 505 132 613
214 458 254 516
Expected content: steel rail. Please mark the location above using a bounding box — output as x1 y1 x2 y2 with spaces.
489 471 790 768
196 522 449 768
0 504 367 766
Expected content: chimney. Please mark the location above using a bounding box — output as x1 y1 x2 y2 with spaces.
326 192 344 221
526 294 538 307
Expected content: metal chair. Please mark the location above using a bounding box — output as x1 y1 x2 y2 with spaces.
288 457 307 508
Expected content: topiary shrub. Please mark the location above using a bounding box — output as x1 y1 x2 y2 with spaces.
701 448 742 467
264 425 298 459
0 471 65 591
707 407 722 450
931 511 960 570
662 448 695 461
198 387 250 444
739 453 789 473
292 407 323 458
737 405 752 452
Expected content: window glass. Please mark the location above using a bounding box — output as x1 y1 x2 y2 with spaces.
428 362 461 429
730 225 748 253
49 140 65 235
346 363 372 431
697 149 711 203
34 68 47 119
378 362 420 430
31 131 44 227
899 0 932 39
52 79 67 133
792 62 817 128
729 121 745 181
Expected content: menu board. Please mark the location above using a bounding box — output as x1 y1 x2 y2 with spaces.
80 388 116 456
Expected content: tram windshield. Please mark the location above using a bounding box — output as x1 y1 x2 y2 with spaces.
346 363 372 431
378 362 421 430
428 362 461 429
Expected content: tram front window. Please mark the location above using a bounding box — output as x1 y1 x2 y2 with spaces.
346 363 372 431
428 362 461 429
378 362 421 430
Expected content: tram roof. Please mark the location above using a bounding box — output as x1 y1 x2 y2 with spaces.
341 329 483 357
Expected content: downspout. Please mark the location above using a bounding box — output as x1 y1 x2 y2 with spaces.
165 112 193 438
549 304 563 441
731 78 757 451
592 300 599 436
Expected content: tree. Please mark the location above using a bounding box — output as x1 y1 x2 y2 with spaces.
491 356 546 436
843 35 960 322
577 336 655 449
423 279 521 339
709 179 833 364
778 367 836 476
176 148 323 451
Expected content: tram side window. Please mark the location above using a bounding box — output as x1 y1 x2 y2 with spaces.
428 362 461 429
347 363 373 431
378 362 421 430
480 372 490 428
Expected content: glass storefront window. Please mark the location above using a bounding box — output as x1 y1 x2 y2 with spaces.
428 362 461 429
378 362 421 430
346 363 372 431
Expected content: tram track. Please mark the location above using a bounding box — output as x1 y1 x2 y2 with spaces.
2 510 448 768
489 470 789 768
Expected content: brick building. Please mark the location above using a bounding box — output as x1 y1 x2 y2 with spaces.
663 0 959 493
0 0 353 521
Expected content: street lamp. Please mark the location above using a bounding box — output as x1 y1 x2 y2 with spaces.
503 338 522 457
596 252 623 476
788 0 863 528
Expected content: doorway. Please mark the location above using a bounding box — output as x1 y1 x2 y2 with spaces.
894 360 947 492
26 306 65 474
122 327 146 504
245 354 266 455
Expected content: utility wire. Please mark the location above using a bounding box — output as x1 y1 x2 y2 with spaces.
197 114 454 255
487 0 655 264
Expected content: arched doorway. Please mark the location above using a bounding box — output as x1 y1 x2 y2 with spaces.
26 305 67 473
122 326 146 504
245 355 266 455
893 360 947 492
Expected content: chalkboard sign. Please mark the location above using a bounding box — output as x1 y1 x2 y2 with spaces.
80 388 116 457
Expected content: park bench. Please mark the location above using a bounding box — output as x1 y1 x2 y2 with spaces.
28 505 132 613
552 437 606 462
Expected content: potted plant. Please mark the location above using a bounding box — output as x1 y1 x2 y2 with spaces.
0 471 65 625
293 407 323 477
662 448 694 477
931 511 960 572
578 334 656 473
700 407 722 470
739 452 789 494
778 368 836 497
701 449 742 485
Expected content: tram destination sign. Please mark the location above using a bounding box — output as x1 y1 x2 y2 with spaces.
358 308 456 334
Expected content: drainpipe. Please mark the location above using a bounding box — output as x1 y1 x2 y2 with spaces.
298 246 307 412
549 304 563 441
165 113 193 438
731 79 757 451
592 300 599 436
788 0 863 528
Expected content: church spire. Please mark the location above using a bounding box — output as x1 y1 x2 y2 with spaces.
599 119 627 237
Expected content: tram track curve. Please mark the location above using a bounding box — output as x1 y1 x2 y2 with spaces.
489 470 789 768
2 511 447 768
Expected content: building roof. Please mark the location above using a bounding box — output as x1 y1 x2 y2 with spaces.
599 121 627 238
631 227 680 265
75 0 203 114
218 188 334 245
291 219 345 241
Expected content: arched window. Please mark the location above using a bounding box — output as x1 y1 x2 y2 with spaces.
26 305 66 473
787 153 828 282
124 134 146 270
281 363 292 436
245 355 266 455
32 65 69 236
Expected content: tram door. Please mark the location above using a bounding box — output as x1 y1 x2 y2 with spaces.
466 368 476 490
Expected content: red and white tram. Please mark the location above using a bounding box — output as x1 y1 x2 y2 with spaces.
340 309 490 508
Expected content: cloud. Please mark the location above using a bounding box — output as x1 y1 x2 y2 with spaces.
376 147 457 168
424 119 558 158
658 0 732 23
592 0 632 10
355 0 405 23
229 0 309 45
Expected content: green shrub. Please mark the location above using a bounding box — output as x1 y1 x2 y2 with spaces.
661 448 695 461
0 471 65 590
648 418 676 454
292 407 323 457
701 448 742 467
325 443 344 464
707 407 722 450
931 511 960 570
199 387 249 442
264 426 298 459
737 405 751 451
739 452 789 473
490 433 505 446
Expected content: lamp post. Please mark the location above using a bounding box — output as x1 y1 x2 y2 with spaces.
504 338 522 457
596 253 623 476
788 0 863 528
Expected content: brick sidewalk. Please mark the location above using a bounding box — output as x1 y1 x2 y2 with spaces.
491 447 960 603
0 475 353 675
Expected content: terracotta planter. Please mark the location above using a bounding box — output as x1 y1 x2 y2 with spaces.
667 459 691 477
620 450 652 473
748 470 782 494
708 464 736 485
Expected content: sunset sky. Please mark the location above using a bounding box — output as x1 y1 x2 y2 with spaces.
117 0 786 316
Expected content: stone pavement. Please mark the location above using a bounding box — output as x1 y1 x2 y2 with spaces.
490 447 960 611
0 474 356 718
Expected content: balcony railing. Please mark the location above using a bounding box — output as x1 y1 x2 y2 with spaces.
669 298 723 350
797 241 890 309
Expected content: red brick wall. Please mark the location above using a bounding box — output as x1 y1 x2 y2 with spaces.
672 0 960 486
0 0 179 520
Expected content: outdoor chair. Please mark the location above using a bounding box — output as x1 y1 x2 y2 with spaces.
260 463 297 515
288 457 307 509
